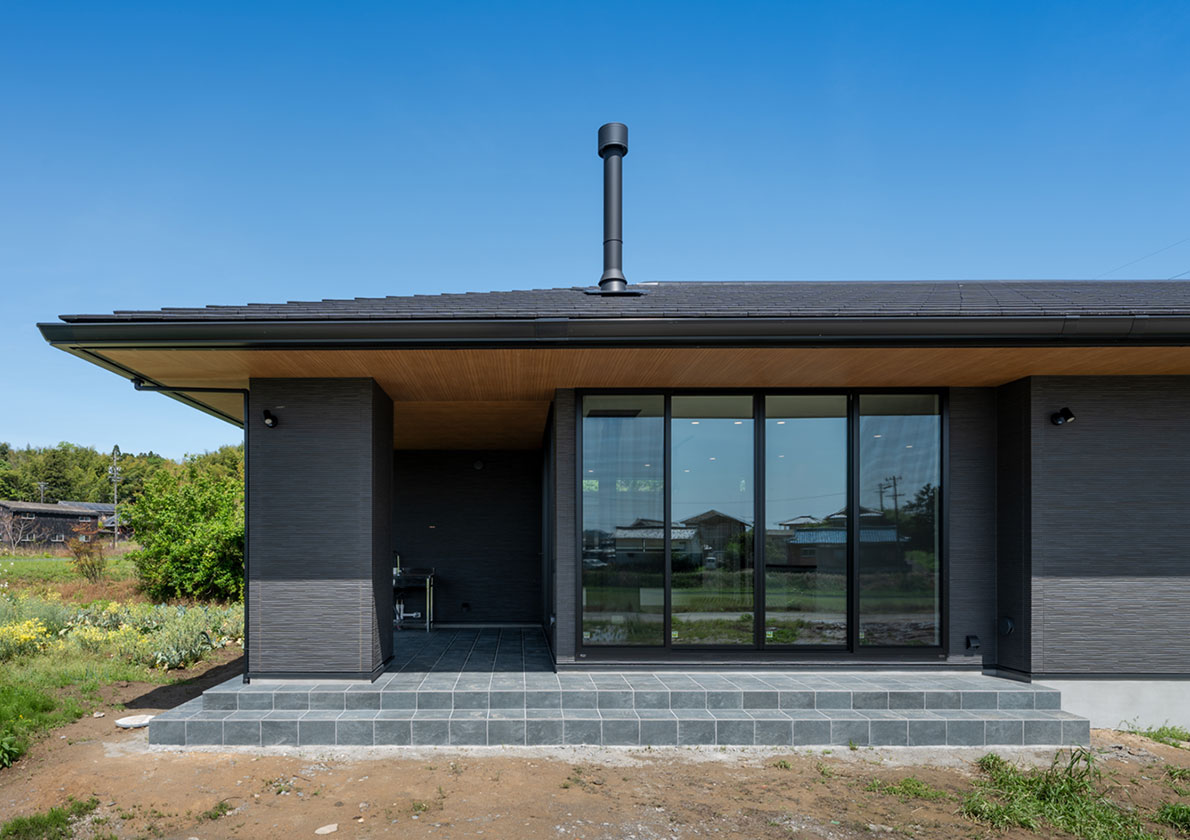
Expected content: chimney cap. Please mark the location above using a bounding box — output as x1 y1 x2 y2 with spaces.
598 122 628 158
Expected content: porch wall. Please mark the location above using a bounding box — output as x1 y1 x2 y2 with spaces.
247 378 393 677
1025 376 1190 676
551 389 577 663
947 388 998 663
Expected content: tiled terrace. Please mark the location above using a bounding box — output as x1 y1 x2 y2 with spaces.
150 629 1090 748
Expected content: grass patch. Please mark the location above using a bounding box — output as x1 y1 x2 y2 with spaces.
1127 722 1190 749
0 650 161 766
0 797 97 839
1168 767 1190 783
866 776 953 802
199 801 232 821
0 556 137 586
961 749 1156 839
1156 802 1190 833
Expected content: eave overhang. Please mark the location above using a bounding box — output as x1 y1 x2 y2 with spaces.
36 313 1190 350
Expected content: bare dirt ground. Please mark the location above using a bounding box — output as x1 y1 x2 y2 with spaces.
2 658 1188 839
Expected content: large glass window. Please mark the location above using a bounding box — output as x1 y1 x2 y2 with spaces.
858 395 941 646
670 396 754 645
578 391 944 654
764 395 848 646
581 396 665 645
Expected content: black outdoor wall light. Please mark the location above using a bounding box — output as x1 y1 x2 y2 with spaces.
1050 407 1076 426
262 410 279 428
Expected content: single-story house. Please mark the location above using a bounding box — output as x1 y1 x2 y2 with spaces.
0 500 101 547
34 125 1190 739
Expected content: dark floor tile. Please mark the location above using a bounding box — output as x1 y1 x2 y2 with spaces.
1024 720 1063 746
374 719 412 745
869 720 908 746
947 720 985 746
563 719 602 746
185 720 223 745
986 719 1024 745
640 719 678 746
149 720 185 746
262 719 299 746
526 719 563 745
793 719 832 745
678 719 717 746
716 719 755 745
298 719 337 745
223 720 262 746
830 719 869 746
602 719 641 746
908 719 947 746
754 719 793 745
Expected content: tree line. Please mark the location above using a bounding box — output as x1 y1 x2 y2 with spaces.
0 442 173 504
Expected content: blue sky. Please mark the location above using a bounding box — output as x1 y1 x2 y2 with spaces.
2 1 1189 459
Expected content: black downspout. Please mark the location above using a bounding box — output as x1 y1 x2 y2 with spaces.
131 379 251 684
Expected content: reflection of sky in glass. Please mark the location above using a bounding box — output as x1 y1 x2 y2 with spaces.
765 418 847 525
671 419 753 524
582 415 663 535
859 414 940 512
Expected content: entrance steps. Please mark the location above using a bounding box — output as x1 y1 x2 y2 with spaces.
150 630 1089 748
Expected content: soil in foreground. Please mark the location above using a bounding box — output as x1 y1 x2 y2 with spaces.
1 662 1188 839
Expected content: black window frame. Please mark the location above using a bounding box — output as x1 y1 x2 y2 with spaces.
574 387 949 664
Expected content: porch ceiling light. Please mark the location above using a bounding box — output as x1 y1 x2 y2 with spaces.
1050 407 1076 426
262 410 279 428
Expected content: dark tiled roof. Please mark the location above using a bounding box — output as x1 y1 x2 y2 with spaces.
0 500 97 515
57 280 1190 323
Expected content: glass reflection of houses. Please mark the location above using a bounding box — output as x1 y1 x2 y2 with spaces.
771 506 909 574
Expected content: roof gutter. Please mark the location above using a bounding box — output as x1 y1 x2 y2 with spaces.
36 313 1190 350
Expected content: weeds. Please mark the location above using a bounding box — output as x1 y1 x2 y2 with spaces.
198 801 232 821
0 796 97 839
773 759 792 771
961 749 1154 839
1168 767 1190 782
866 776 952 802
1129 723 1190 749
1155 802 1190 833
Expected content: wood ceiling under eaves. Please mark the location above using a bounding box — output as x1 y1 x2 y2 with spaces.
93 345 1190 449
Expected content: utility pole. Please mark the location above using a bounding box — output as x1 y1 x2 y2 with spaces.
36 481 48 503
109 446 122 549
884 474 903 566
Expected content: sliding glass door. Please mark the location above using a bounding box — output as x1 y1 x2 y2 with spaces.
578 391 943 655
670 396 754 646
763 395 848 647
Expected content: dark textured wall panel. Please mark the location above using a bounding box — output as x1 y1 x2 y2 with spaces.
392 450 542 624
1029 376 1190 674
372 383 395 666
947 388 998 662
248 378 391 676
553 389 577 662
995 378 1032 674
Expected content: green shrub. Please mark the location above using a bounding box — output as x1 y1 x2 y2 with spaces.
126 448 244 602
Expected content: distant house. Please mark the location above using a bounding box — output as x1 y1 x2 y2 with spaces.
0 500 100 548
58 501 128 539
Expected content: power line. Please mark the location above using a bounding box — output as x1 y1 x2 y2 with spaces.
1170 266 1190 280
1096 233 1190 279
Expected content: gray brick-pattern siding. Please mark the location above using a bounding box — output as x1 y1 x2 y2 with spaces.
996 379 1032 674
947 389 998 663
553 390 577 662
248 378 392 676
1028 377 1190 674
392 450 542 624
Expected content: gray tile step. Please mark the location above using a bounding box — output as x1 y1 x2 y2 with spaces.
150 701 1090 748
200 682 1062 714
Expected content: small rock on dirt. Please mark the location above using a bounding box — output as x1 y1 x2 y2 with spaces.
314 825 338 835
92 711 105 718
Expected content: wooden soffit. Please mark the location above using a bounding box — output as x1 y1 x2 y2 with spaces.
85 345 1190 449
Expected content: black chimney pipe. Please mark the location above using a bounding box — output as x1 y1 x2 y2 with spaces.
598 122 628 292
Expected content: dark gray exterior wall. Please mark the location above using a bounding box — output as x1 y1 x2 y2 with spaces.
552 389 577 663
995 378 1033 675
1027 376 1190 675
946 388 998 664
247 378 393 677
392 450 542 625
